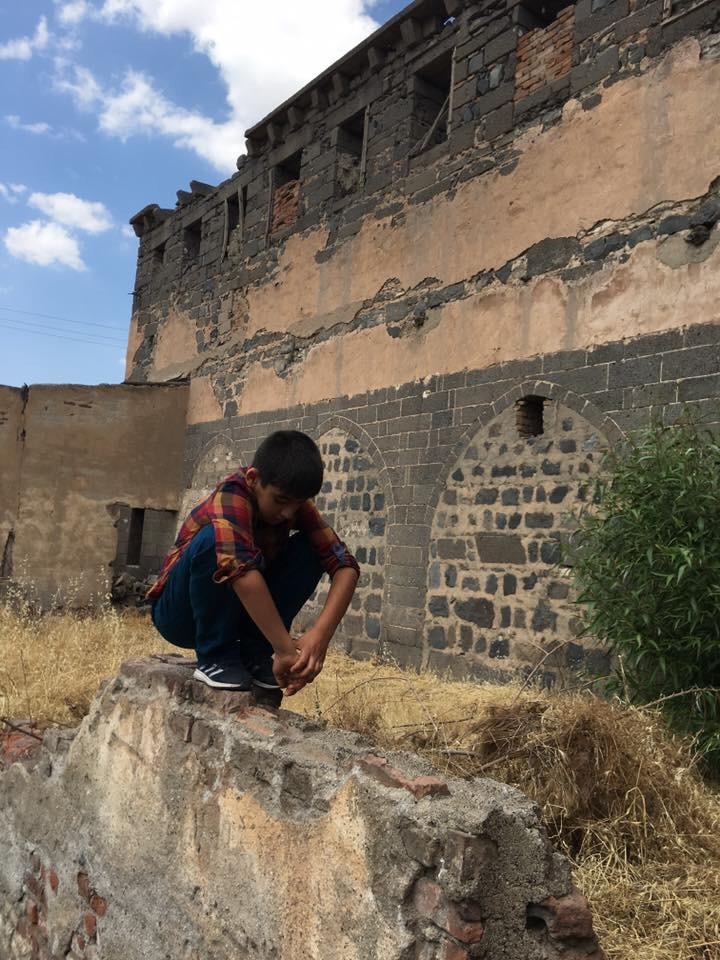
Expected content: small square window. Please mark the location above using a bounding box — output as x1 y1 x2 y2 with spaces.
183 219 202 260
335 108 368 198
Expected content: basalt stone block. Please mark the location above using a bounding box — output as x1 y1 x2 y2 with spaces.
475 533 526 564
454 597 496 628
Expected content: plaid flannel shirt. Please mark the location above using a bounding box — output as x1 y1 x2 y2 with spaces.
147 468 359 600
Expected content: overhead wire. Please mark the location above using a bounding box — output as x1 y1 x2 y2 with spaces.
0 304 128 332
0 314 125 343
0 320 126 349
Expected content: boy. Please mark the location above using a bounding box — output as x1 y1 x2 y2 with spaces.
148 430 360 696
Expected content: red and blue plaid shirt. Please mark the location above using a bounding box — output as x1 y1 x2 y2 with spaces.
147 468 359 600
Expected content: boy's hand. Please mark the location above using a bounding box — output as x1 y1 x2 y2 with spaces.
290 628 329 683
272 651 298 689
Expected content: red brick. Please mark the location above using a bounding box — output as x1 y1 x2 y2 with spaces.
77 871 91 901
445 908 484 944
49 869 59 894
413 878 444 920
407 775 451 801
84 912 97 938
26 900 39 925
542 888 596 941
90 894 107 917
358 755 450 800
72 932 86 952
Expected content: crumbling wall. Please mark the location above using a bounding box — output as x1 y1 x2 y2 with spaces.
10 382 189 606
0 656 605 960
117 0 720 680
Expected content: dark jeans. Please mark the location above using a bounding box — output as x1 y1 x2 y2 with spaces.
151 524 324 664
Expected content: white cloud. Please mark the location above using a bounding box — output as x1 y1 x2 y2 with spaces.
0 183 28 205
57 1 92 25
5 115 54 136
4 221 86 271
53 0 381 171
27 192 113 234
0 17 51 61
5 114 85 141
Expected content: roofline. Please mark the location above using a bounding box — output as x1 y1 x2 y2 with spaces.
245 0 455 140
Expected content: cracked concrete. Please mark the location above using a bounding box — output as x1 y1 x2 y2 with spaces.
0 656 604 960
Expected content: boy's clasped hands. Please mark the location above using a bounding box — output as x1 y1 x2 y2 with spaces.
273 626 329 696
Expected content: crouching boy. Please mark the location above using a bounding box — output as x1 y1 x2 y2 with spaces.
148 430 360 696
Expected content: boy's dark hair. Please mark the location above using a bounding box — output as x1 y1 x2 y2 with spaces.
252 430 324 500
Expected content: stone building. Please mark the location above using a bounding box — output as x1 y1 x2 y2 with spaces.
2 0 719 685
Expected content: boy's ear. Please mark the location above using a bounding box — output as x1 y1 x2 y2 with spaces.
245 466 259 488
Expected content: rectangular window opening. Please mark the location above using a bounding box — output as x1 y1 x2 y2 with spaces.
152 242 166 267
271 150 303 234
183 219 202 260
126 508 145 566
516 0 574 29
410 51 454 156
335 108 368 198
227 192 240 233
241 185 248 238
275 150 303 186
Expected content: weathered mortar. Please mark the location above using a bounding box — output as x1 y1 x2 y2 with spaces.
113 0 720 680
0 656 604 960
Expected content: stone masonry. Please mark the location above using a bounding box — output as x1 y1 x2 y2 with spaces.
0 656 605 960
113 0 720 684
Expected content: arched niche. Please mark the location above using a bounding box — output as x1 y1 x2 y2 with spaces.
424 394 611 685
179 435 237 522
295 426 388 659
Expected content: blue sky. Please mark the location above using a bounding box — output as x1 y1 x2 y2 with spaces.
0 0 407 387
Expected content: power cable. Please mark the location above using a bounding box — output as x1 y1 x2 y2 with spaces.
0 320 127 349
0 315 125 343
0 304 128 332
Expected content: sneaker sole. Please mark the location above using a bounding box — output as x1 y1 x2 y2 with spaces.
252 678 281 690
193 668 252 691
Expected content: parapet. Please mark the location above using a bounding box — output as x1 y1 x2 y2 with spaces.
0 655 605 959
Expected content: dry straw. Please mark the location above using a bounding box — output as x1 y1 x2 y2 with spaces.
1 598 719 959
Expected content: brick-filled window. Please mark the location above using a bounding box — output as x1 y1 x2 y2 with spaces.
271 150 302 234
516 395 546 438
334 108 368 198
126 508 145 566
409 51 454 156
515 2 575 101
183 219 202 261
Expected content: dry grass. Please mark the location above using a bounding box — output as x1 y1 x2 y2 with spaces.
0 595 167 725
1 599 719 959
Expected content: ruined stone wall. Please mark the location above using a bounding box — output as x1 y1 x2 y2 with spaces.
8 383 189 606
184 320 720 681
126 0 720 419
121 0 720 680
0 655 605 960
0 386 24 581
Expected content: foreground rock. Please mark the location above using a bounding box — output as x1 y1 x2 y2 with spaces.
0 655 604 960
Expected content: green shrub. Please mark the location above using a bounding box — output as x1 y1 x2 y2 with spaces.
569 416 720 773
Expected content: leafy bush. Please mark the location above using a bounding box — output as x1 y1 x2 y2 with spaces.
569 417 720 773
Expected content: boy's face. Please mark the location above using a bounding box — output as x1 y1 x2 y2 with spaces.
246 468 305 525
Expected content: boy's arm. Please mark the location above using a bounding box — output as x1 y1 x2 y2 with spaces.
290 566 359 685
